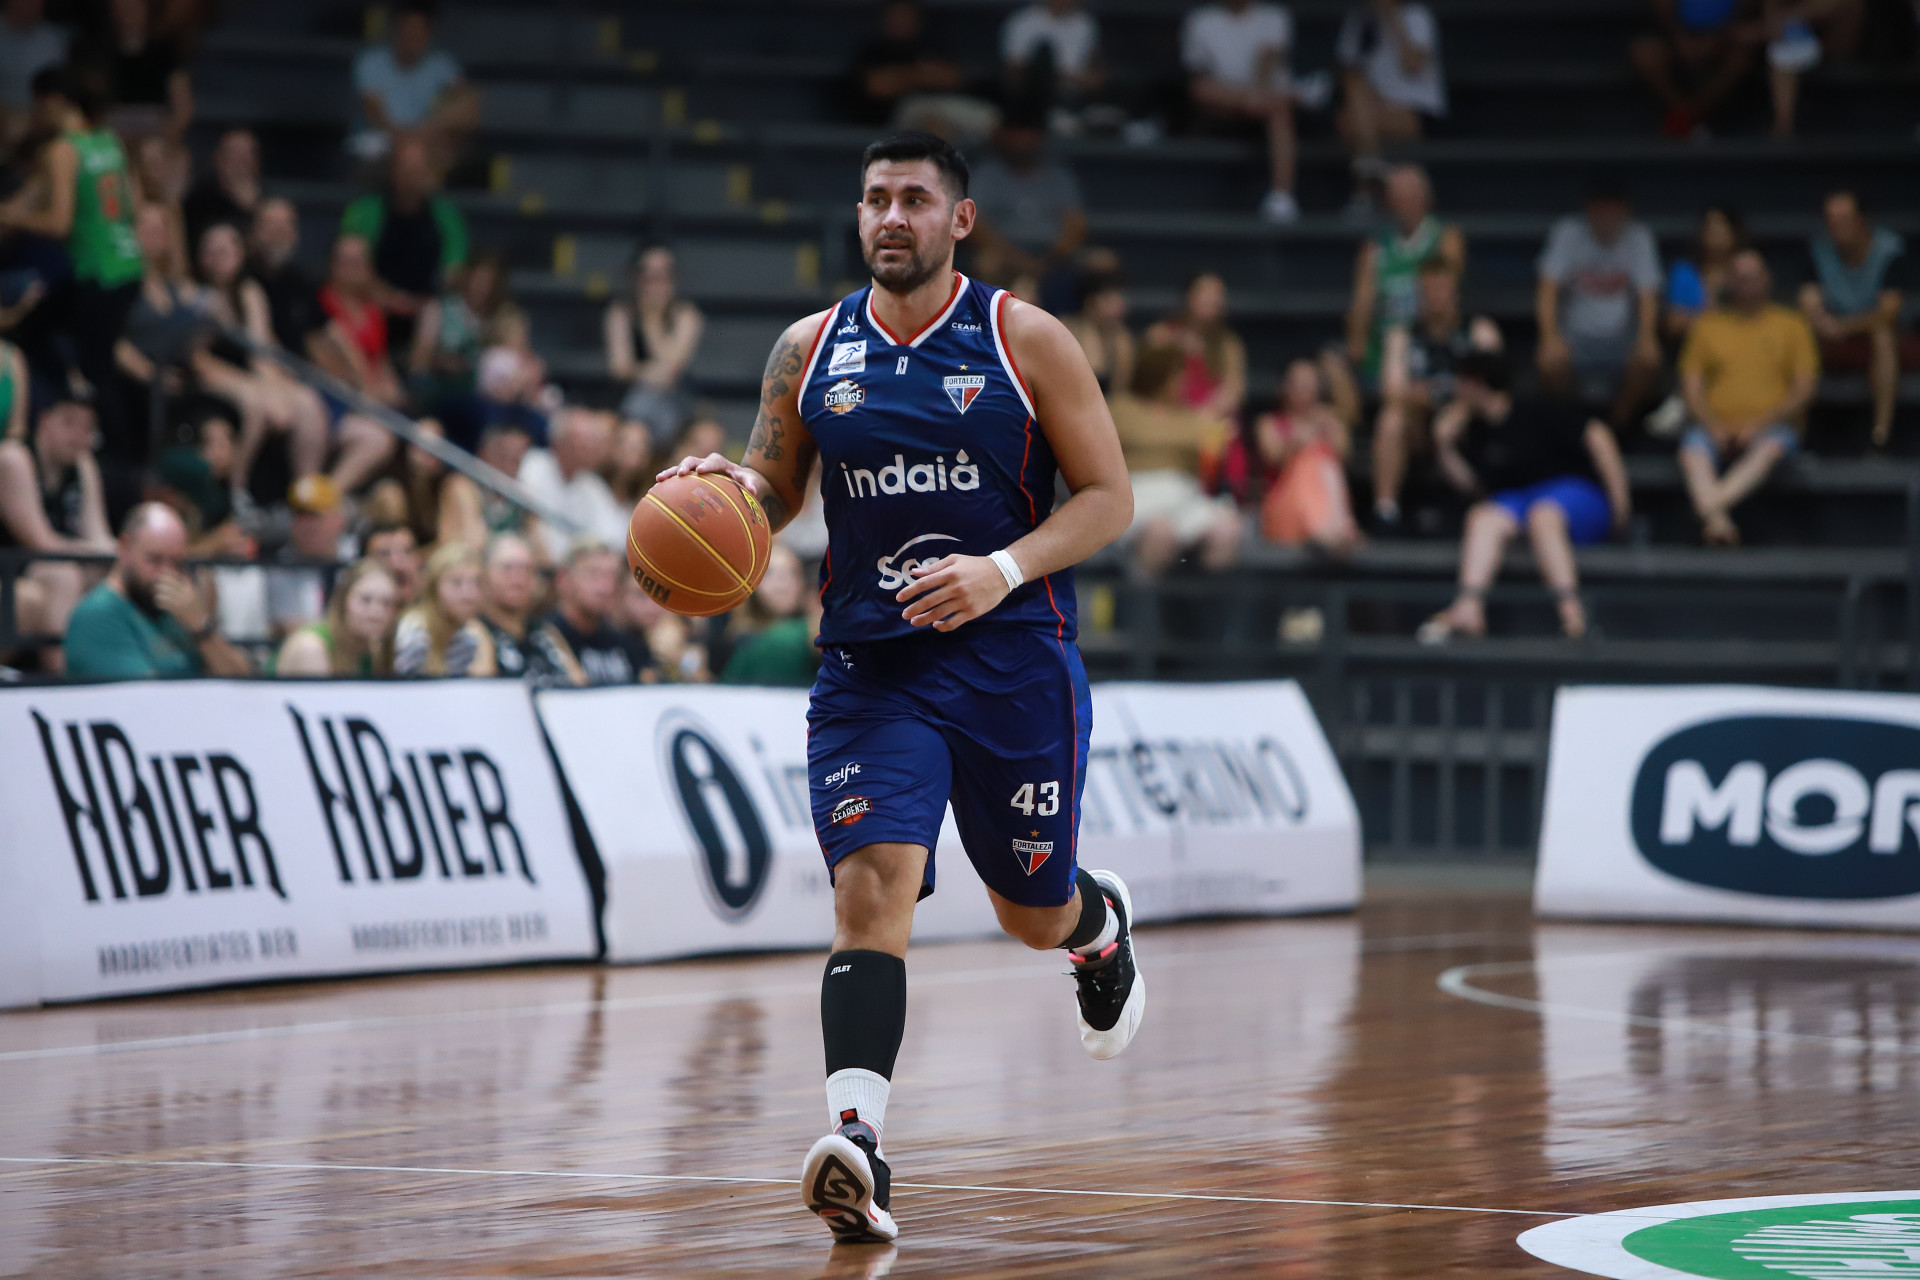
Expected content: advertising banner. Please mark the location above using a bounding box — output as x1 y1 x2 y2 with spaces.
538 679 1360 964
1536 685 1920 928
0 681 598 1006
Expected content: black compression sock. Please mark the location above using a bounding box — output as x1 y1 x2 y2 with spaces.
1060 868 1110 951
821 950 907 1079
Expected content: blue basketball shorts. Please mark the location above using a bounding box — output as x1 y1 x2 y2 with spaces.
807 626 1092 909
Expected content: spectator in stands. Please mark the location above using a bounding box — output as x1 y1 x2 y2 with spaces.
0 68 143 462
248 198 328 361
363 518 420 606
1254 355 1363 553
433 423 549 559
318 233 405 407
1799 190 1913 452
604 245 702 437
0 333 29 440
1182 0 1310 224
474 306 554 446
1763 0 1864 137
0 0 68 147
1336 0 1447 207
1109 343 1241 577
0 396 111 650
410 249 515 450
1145 271 1246 421
966 108 1086 306
477 531 578 683
1678 246 1818 545
1663 205 1745 341
265 474 349 639
644 609 709 683
1536 175 1664 431
341 135 467 357
130 130 189 275
1371 261 1480 530
1001 0 1102 121
1063 262 1134 397
82 0 192 145
1630 0 1762 138
273 557 396 676
545 538 650 685
393 539 493 676
65 502 250 678
152 413 251 556
1345 164 1464 387
721 543 821 686
845 0 981 138
604 418 654 509
349 0 479 173
520 408 630 562
1419 350 1630 643
182 128 258 255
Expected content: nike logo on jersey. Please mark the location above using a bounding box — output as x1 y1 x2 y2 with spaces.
827 341 866 375
943 375 985 413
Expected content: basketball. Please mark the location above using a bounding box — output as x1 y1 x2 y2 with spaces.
626 472 773 617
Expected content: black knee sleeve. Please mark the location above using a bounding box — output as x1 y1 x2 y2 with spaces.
821 949 908 1079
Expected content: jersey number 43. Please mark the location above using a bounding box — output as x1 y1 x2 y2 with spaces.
1010 781 1060 817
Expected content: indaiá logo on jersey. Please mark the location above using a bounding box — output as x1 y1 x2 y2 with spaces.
838 451 980 499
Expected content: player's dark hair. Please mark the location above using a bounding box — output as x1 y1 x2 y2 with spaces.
1454 349 1511 393
860 131 969 202
31 65 105 120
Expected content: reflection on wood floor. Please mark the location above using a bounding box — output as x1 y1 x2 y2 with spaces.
5 885 1920 1277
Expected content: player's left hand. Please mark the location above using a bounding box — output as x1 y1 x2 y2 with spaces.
897 554 1010 631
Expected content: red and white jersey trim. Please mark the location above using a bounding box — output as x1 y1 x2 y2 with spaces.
988 289 1038 420
864 271 969 348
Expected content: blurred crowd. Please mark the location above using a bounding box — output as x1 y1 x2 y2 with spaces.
0 0 815 683
2 0 1915 674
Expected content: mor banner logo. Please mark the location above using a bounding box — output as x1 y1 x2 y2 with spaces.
658 712 771 918
33 710 284 904
1629 714 1920 899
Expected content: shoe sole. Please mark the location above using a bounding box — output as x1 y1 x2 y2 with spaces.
1079 869 1146 1061
802 1133 899 1244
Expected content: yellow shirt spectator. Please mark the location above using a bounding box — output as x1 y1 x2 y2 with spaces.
1679 303 1819 434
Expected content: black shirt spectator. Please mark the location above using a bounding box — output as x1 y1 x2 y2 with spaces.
248 198 327 358
546 608 650 686
1460 394 1600 492
845 0 964 124
78 0 191 142
183 128 260 256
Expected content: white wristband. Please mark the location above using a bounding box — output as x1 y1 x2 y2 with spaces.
988 549 1024 592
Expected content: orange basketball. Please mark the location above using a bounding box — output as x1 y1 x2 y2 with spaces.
627 472 773 617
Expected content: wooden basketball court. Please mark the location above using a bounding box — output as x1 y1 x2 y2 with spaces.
4 879 1916 1277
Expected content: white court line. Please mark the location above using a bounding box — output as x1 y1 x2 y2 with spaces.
0 1154 1576 1218
0 930 1519 1065
1438 953 1920 1053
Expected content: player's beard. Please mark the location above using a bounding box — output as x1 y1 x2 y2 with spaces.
864 232 947 295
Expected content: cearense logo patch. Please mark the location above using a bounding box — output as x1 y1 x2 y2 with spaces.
1519 1192 1920 1278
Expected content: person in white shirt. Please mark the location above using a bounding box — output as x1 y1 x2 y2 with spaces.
1182 0 1309 224
1336 0 1446 199
1002 0 1101 109
516 408 631 563
349 0 479 174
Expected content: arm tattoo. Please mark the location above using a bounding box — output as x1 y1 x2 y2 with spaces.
746 330 808 463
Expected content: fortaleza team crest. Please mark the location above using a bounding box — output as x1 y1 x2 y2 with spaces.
825 379 864 415
1517 1191 1920 1279
1011 835 1053 875
942 374 985 413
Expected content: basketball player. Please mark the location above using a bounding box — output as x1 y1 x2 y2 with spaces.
657 131 1142 1245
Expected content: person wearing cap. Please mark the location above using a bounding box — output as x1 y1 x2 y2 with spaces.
66 503 251 679
1536 176 1664 432
266 474 349 638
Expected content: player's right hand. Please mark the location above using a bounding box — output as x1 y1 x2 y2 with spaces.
655 452 758 494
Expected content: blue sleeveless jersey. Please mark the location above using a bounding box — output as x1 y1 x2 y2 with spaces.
798 273 1076 646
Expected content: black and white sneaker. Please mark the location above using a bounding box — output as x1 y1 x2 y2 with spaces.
1071 869 1146 1060
802 1120 899 1244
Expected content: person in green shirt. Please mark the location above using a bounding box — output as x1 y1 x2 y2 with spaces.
721 544 822 688
1343 164 1465 386
0 68 145 460
65 503 252 680
339 134 468 356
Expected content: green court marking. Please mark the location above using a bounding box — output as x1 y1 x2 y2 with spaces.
1624 1201 1920 1279
1518 1192 1920 1279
